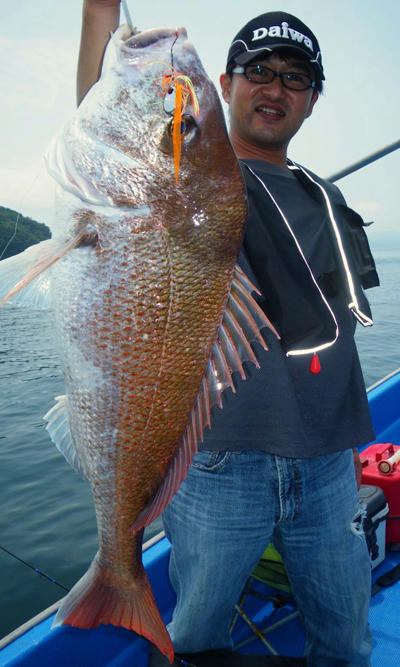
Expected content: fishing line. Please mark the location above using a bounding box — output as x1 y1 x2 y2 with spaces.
0 161 50 261
1 2 135 263
170 31 179 69
0 212 21 260
0 544 70 592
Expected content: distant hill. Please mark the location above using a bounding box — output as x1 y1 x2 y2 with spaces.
0 206 51 259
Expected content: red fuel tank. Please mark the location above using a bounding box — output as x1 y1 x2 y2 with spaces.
360 443 400 544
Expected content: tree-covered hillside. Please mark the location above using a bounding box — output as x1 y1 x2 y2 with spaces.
0 206 51 259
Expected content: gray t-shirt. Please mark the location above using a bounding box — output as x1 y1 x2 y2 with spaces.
200 159 374 458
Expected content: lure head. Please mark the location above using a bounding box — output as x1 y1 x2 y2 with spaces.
153 62 200 182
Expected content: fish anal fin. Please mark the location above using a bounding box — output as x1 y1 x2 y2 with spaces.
53 554 174 663
44 395 89 480
132 264 280 532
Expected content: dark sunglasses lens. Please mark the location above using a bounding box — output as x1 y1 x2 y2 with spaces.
244 65 314 90
282 73 314 90
245 65 274 83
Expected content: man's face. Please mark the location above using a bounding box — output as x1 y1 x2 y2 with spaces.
220 52 318 159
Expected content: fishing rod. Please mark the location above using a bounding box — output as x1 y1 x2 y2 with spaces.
0 545 70 593
327 139 400 183
121 0 134 33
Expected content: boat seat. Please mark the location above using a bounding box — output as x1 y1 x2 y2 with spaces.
230 543 300 655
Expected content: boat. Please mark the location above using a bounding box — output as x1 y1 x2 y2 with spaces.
1 368 399 666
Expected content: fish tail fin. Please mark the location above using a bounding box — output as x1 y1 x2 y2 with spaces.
53 555 174 663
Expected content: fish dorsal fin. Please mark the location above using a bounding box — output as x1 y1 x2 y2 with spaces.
44 395 90 480
132 265 279 532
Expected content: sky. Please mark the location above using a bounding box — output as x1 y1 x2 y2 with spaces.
1 0 400 246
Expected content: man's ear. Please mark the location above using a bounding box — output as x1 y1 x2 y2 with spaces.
220 73 231 103
306 91 319 118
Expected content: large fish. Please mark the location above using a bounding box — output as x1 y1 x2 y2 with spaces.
0 25 277 661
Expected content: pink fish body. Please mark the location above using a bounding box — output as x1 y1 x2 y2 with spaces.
0 25 277 662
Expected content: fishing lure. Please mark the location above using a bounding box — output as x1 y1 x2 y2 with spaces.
153 60 200 182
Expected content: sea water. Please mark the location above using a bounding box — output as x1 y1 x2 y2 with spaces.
0 246 398 639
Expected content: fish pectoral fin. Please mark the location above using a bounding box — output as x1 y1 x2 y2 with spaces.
0 228 94 307
44 395 90 480
132 264 280 532
0 239 54 308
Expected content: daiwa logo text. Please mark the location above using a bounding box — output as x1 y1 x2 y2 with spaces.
252 22 314 52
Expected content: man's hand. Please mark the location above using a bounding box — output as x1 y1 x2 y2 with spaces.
77 0 121 106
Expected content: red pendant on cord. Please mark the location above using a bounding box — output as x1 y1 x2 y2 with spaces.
309 353 321 374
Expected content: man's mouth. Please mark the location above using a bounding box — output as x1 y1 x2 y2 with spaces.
255 105 285 118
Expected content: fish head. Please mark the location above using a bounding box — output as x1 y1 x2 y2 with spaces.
99 25 244 201
46 25 246 252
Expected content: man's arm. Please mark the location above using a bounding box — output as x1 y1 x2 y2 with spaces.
77 0 121 106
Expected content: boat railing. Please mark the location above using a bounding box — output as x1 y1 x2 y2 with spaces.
367 368 400 393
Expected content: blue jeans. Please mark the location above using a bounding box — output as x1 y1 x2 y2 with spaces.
163 449 372 666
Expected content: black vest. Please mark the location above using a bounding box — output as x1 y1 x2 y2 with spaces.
239 160 379 356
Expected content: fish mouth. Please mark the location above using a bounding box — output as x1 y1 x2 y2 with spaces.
125 26 188 49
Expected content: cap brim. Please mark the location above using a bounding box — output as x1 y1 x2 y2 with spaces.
234 44 325 79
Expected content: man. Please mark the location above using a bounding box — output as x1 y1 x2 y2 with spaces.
78 4 379 666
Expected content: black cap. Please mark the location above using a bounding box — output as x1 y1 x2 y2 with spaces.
226 11 324 80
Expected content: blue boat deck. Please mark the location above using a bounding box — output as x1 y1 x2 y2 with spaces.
1 535 399 666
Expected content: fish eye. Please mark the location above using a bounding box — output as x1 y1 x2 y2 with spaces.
169 119 186 135
168 116 197 143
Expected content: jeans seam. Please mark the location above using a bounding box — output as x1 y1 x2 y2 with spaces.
293 460 302 520
191 450 232 472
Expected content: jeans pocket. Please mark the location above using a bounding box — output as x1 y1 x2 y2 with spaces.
191 449 232 472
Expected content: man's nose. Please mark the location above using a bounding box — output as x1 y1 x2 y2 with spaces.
260 74 285 97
